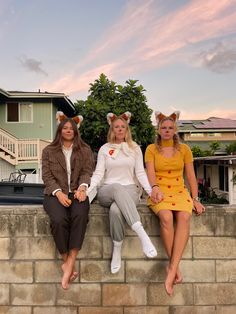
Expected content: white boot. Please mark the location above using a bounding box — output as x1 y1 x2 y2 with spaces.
132 221 157 258
111 240 123 274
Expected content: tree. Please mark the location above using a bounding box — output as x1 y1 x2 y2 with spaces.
191 145 206 157
209 141 220 155
75 74 155 151
225 141 236 155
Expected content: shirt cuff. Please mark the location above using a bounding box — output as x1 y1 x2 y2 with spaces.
78 183 88 190
52 188 62 196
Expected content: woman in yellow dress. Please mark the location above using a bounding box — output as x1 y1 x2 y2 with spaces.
145 111 205 296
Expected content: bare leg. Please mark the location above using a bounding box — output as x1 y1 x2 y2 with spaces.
158 210 183 286
61 248 79 290
165 211 191 296
61 253 79 282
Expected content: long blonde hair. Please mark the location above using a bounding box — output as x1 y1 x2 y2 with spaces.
155 117 180 152
107 117 134 148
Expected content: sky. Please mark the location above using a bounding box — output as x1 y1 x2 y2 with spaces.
1 0 236 120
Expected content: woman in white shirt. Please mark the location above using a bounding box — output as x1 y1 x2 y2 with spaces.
88 112 157 273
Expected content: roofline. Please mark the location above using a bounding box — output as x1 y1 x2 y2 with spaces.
0 88 75 111
178 129 236 132
194 155 236 161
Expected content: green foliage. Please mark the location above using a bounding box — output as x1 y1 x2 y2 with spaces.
209 141 220 154
225 141 236 155
191 145 206 157
75 74 155 151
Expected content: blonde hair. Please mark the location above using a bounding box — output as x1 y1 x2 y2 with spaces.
155 117 180 152
107 117 134 148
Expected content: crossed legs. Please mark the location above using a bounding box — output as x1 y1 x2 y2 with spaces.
158 210 191 296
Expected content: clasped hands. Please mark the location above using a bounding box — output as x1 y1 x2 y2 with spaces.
150 186 164 204
56 187 87 207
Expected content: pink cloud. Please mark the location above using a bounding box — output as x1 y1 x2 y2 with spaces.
43 0 236 97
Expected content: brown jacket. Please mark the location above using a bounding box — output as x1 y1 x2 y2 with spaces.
42 145 94 195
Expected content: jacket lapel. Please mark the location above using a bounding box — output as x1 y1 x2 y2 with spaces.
56 150 67 171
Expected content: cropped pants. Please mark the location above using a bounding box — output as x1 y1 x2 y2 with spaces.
43 194 89 254
97 183 140 242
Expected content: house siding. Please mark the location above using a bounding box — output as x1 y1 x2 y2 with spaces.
0 101 52 141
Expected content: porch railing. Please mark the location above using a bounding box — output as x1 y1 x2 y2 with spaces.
0 128 49 165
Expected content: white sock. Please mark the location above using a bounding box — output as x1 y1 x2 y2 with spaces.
131 221 157 258
111 240 122 274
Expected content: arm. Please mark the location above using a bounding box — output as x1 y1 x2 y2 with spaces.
42 148 71 206
87 146 106 192
78 146 95 186
145 161 164 203
185 162 205 215
134 146 152 195
42 148 61 194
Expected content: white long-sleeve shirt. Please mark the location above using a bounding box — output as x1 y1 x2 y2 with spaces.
88 142 152 198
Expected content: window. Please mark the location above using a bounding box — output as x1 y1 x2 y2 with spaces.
190 133 204 137
219 165 229 192
7 102 33 122
208 133 222 137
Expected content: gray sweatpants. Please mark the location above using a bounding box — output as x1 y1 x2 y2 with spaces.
97 183 140 241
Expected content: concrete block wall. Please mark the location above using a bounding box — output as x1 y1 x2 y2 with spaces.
0 202 235 314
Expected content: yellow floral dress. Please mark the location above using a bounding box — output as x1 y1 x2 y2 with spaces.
145 142 194 214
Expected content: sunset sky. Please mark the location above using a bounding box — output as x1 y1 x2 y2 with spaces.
1 0 236 120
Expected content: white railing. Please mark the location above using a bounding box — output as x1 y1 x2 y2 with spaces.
0 128 49 165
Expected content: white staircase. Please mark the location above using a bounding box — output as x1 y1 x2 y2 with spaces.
0 128 49 166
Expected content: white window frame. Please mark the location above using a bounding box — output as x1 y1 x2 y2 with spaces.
6 102 33 123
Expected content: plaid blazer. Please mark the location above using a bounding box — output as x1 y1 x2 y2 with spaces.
42 145 94 195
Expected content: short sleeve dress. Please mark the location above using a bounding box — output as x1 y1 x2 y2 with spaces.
145 143 194 214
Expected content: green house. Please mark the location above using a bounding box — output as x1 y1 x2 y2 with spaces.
0 88 76 182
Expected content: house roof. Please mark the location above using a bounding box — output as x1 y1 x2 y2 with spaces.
178 117 236 132
0 88 76 117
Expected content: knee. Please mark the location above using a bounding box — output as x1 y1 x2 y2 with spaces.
159 212 173 228
177 212 191 225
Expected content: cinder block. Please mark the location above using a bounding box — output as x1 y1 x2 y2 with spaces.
190 213 215 236
216 260 236 282
0 261 33 283
124 306 169 314
79 237 103 259
57 284 101 306
35 214 51 236
170 306 216 314
193 237 236 258
79 307 123 314
11 238 56 259
0 306 31 314
0 238 11 259
216 305 236 314
11 284 56 305
216 213 236 236
33 307 77 314
147 283 193 305
126 260 166 282
180 260 215 282
194 283 236 305
0 284 9 305
86 215 109 236
103 284 147 306
103 236 192 259
35 261 79 283
80 260 124 282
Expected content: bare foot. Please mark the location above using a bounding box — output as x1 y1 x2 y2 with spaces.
61 261 73 290
165 267 176 296
175 269 183 284
70 271 79 282
166 265 183 284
